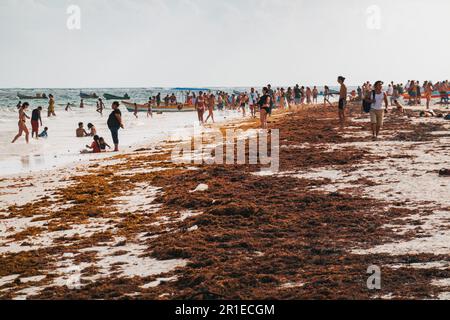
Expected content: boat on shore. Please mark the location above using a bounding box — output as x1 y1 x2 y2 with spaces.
104 93 130 100
17 93 48 100
402 91 450 100
121 101 195 113
80 92 99 99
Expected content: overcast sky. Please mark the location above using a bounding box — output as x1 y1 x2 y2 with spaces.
1 0 449 88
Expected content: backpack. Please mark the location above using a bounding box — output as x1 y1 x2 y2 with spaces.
362 90 375 113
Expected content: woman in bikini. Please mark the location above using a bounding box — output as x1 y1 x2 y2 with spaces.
12 102 30 144
195 91 206 125
205 93 216 123
425 81 434 110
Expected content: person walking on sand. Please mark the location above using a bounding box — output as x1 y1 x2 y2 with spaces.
48 94 56 117
249 88 257 118
425 81 434 110
337 76 348 129
312 86 319 104
107 101 124 152
195 91 206 125
258 87 271 129
30 106 43 139
205 93 216 123
12 102 30 144
323 86 333 107
368 81 389 141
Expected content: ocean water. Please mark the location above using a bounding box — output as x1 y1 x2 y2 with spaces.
0 88 252 177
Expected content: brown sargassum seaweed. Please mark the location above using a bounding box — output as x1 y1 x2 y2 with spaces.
1 103 449 300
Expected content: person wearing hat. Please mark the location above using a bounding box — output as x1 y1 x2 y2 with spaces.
107 101 124 152
337 76 347 129
368 81 389 140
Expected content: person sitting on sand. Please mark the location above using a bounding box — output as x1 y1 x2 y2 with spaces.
392 99 405 114
38 127 48 138
419 110 436 118
76 122 89 137
83 135 101 154
98 137 111 151
87 123 97 136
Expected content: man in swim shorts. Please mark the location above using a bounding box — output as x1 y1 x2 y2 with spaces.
338 76 347 129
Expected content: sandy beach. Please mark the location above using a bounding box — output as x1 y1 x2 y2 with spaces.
0 102 449 300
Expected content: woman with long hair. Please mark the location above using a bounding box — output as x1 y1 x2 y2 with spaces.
12 102 30 144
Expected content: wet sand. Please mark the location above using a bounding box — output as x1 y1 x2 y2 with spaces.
0 103 449 300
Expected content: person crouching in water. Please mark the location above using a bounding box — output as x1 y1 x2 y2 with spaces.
368 81 389 141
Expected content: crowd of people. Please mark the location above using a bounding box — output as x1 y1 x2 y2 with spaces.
10 78 450 149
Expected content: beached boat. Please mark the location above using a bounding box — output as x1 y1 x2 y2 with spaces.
104 93 130 100
318 90 340 96
122 101 195 113
402 91 450 100
17 93 48 100
80 92 99 99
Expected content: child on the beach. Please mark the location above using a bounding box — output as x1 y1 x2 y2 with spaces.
99 137 111 151
38 127 48 138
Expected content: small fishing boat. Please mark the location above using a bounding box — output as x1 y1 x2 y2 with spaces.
122 101 195 113
402 91 450 100
80 92 99 99
104 93 131 100
17 93 48 100
318 90 340 96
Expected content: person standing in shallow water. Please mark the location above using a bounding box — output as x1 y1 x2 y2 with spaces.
195 91 206 125
48 94 56 117
12 102 30 144
107 101 124 152
337 76 347 129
